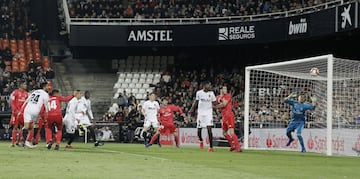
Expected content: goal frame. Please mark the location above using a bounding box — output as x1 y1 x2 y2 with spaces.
244 54 334 156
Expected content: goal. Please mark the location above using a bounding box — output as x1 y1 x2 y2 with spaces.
244 54 360 156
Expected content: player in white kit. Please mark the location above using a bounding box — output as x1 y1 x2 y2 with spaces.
77 91 103 147
63 90 82 148
22 82 50 148
141 92 160 145
189 81 217 152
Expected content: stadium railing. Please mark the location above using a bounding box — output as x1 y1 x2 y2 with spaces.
64 0 351 26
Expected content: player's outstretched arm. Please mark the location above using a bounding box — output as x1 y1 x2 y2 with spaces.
284 92 297 103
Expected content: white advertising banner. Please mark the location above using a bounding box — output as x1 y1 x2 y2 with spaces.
159 128 360 156
248 128 360 156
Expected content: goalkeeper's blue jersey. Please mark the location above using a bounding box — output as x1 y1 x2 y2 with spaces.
285 99 315 121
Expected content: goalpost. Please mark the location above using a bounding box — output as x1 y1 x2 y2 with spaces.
244 54 360 156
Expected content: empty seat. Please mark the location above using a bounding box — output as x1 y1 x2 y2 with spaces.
117 78 125 83
154 56 160 64
138 78 146 84
140 73 147 79
160 56 167 65
140 56 147 65
147 74 154 79
117 88 124 94
132 73 140 79
129 83 136 88
135 83 142 89
113 92 120 99
131 88 139 94
154 73 161 79
119 73 126 78
138 88 146 94
126 73 133 78
142 83 149 89
132 79 139 83
121 83 129 88
113 83 121 89
147 56 154 64
146 78 153 84
135 93 143 99
168 56 175 65
124 78 132 83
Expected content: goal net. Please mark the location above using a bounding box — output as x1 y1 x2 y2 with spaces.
244 54 360 156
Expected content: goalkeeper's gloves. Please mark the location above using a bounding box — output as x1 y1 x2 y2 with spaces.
290 92 298 98
310 96 317 106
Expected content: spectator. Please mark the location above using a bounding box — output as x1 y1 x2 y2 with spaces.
101 127 113 140
0 101 10 112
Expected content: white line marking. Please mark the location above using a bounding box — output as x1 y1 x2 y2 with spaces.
98 149 168 161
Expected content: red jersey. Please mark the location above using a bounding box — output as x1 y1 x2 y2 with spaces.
48 95 74 116
218 93 233 116
10 89 28 113
158 104 184 126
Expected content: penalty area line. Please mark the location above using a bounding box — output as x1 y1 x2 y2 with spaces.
98 149 168 161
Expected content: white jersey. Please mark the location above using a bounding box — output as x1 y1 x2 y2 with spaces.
196 89 216 115
79 96 94 120
64 98 81 121
24 89 49 115
63 97 81 134
142 100 160 122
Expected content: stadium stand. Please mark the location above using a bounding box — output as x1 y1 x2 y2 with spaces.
67 0 328 19
0 0 54 115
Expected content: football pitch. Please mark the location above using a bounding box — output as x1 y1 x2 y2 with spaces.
1 142 359 179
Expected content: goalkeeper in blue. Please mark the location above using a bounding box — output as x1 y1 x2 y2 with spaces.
284 92 317 152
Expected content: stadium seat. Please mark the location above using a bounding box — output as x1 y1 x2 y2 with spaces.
126 73 133 78
140 73 147 79
118 73 126 78
146 78 153 84
147 56 154 64
168 56 175 65
132 73 140 79
131 78 138 83
131 88 138 94
117 78 124 83
160 56 167 65
135 83 142 89
138 78 145 84
117 88 124 94
124 78 131 84
121 83 129 88
140 56 147 65
128 83 135 88
154 56 160 65
135 93 143 99
142 84 149 89
113 83 121 89
113 92 119 99
147 74 154 79
138 88 146 94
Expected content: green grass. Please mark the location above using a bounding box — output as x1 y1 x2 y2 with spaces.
1 141 360 179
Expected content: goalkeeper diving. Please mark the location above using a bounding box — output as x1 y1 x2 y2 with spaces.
284 92 317 152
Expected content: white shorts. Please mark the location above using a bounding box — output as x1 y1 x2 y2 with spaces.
196 114 213 128
23 109 40 123
77 113 92 127
143 119 160 129
63 114 77 134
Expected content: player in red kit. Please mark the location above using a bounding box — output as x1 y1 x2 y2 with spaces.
145 97 185 148
9 81 28 147
45 89 74 150
216 85 241 152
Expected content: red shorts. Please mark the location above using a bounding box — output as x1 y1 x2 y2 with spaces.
159 124 177 134
9 112 17 126
17 113 24 127
46 113 63 130
222 113 235 131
